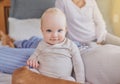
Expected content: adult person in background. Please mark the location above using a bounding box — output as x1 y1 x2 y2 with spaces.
55 0 120 46
55 0 120 84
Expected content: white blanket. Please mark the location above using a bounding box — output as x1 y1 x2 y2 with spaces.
81 44 120 84
0 72 11 84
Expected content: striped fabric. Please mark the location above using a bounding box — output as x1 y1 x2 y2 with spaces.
0 47 34 74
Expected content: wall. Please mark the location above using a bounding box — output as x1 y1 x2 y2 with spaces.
111 0 120 37
96 0 113 33
96 0 120 37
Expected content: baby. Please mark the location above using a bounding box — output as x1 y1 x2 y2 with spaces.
27 8 85 84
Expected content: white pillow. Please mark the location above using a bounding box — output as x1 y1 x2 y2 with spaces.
8 17 43 40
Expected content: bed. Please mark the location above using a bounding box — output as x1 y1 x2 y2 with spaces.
1 0 120 84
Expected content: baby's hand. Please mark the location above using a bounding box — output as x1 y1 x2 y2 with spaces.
27 58 40 69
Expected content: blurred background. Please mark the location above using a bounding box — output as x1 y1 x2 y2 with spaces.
0 0 120 37
96 0 120 37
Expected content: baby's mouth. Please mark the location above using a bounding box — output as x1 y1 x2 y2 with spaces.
50 38 58 41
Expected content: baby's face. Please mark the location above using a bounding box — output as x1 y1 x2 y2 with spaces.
41 14 66 45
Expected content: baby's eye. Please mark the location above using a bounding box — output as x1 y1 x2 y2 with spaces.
58 29 63 32
46 29 52 32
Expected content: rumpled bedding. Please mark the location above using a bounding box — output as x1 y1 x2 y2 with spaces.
0 47 35 73
14 36 42 48
0 36 42 84
0 36 42 74
1 37 120 84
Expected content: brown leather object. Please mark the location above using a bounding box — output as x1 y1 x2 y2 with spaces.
12 66 79 84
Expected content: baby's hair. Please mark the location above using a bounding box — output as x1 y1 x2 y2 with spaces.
41 7 67 27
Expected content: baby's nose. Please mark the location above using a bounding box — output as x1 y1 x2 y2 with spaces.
52 32 58 37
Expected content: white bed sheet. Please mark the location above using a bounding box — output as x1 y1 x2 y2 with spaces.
0 72 11 84
81 44 120 84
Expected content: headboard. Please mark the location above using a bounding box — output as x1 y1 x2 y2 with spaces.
9 0 55 19
0 0 10 34
0 0 55 34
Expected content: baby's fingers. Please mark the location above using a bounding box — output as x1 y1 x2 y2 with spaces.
32 60 39 68
34 61 40 68
26 59 31 66
27 59 35 67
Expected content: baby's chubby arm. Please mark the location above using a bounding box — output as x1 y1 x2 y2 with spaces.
26 42 41 68
71 43 85 84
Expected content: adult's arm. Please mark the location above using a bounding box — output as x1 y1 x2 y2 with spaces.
92 0 107 43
